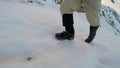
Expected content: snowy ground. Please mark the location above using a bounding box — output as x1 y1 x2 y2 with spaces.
102 0 120 13
0 1 120 68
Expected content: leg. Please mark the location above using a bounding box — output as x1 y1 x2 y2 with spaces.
55 14 75 40
62 14 75 34
85 26 99 43
83 0 101 26
55 0 81 40
83 0 101 43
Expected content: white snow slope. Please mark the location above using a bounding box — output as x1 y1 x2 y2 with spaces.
102 0 120 13
0 1 120 68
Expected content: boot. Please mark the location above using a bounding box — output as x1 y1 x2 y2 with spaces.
55 31 74 40
85 35 95 43
85 26 99 43
55 14 75 40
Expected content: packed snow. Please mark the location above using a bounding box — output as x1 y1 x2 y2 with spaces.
0 0 120 68
102 0 120 13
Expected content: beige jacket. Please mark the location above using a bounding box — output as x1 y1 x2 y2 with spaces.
59 0 101 26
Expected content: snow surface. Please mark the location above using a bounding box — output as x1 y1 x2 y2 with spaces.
0 0 120 68
102 0 120 13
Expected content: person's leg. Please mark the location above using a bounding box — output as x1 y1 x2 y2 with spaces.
85 26 99 43
55 0 81 40
83 0 101 43
63 14 75 34
55 14 75 40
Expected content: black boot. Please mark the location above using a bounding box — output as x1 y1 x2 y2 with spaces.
55 31 74 40
85 35 95 43
85 26 99 43
55 14 75 40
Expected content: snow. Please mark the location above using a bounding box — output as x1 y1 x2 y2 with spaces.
102 0 120 13
0 0 120 68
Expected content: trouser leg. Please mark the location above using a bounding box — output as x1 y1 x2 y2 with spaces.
60 0 81 34
83 0 101 43
83 0 101 26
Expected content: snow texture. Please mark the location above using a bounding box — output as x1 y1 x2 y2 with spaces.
0 0 120 68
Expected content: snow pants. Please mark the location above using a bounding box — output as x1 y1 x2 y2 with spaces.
60 0 101 26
